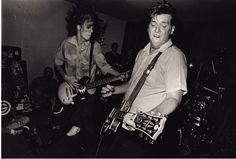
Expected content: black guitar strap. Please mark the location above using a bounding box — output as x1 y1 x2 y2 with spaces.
122 52 163 112
89 40 94 79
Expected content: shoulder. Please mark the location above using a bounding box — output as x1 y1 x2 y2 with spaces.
93 41 101 48
166 46 186 59
60 36 76 46
30 76 43 85
93 41 102 54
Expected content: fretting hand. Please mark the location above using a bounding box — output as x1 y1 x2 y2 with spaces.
101 84 115 98
122 112 136 131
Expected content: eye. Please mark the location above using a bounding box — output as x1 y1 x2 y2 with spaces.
162 25 167 28
150 22 156 27
87 24 93 29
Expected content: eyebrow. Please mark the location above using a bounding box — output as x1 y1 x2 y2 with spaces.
87 24 94 28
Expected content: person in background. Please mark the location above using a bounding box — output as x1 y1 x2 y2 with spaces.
54 7 121 154
30 67 58 111
124 47 136 71
100 2 187 157
105 42 124 72
29 66 58 139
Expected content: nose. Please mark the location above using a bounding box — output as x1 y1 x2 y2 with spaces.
90 27 93 33
154 25 160 32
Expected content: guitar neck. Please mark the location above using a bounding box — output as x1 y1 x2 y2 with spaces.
114 109 141 124
86 76 120 89
86 77 120 89
86 71 129 90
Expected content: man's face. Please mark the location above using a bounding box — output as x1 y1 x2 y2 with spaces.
147 14 174 49
79 19 94 41
112 45 118 52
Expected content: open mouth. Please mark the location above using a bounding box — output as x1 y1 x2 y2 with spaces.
154 35 160 38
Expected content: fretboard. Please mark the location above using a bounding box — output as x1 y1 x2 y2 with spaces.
85 71 129 89
113 109 142 124
86 75 121 89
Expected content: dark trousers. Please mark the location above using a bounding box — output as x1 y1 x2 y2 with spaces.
70 92 101 152
98 126 180 158
71 93 96 132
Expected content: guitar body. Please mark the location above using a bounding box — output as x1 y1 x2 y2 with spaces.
57 82 75 105
57 77 90 105
100 106 167 144
100 108 122 134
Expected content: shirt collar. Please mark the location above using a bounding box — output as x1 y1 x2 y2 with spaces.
67 36 77 45
144 39 173 55
67 35 90 47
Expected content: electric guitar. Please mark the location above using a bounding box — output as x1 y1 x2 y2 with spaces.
58 71 130 105
100 105 167 144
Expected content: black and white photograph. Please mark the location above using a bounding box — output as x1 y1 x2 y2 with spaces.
2 0 236 158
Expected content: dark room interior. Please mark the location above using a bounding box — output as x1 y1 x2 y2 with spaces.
2 0 236 158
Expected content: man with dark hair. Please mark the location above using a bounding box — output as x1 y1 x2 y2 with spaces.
100 2 187 157
54 7 120 154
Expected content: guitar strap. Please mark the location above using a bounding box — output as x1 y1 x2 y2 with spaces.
122 51 163 112
89 40 95 79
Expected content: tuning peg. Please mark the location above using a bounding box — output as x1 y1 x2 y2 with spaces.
138 132 143 138
149 140 154 144
144 136 148 140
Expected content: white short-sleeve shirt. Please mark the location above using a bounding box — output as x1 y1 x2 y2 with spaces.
125 40 187 113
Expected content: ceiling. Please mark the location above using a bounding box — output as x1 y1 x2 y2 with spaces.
67 0 236 22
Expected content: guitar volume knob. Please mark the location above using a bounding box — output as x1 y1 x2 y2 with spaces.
149 140 154 144
154 125 159 130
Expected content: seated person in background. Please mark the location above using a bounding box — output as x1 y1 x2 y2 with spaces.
105 42 124 72
30 67 58 114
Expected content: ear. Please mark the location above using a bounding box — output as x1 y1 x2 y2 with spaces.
76 24 81 31
170 25 175 35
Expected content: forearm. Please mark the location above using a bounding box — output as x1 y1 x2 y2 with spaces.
107 68 120 76
55 64 66 79
113 82 129 94
149 98 179 116
148 90 183 116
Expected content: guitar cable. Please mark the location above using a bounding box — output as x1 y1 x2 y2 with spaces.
53 107 64 114
178 128 183 146
94 133 105 158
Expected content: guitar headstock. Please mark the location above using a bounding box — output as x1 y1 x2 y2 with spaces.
135 112 167 144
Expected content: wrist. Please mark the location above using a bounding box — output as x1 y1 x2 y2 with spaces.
152 111 168 118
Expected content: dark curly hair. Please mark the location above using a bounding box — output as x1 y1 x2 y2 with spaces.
66 5 104 41
149 2 176 26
